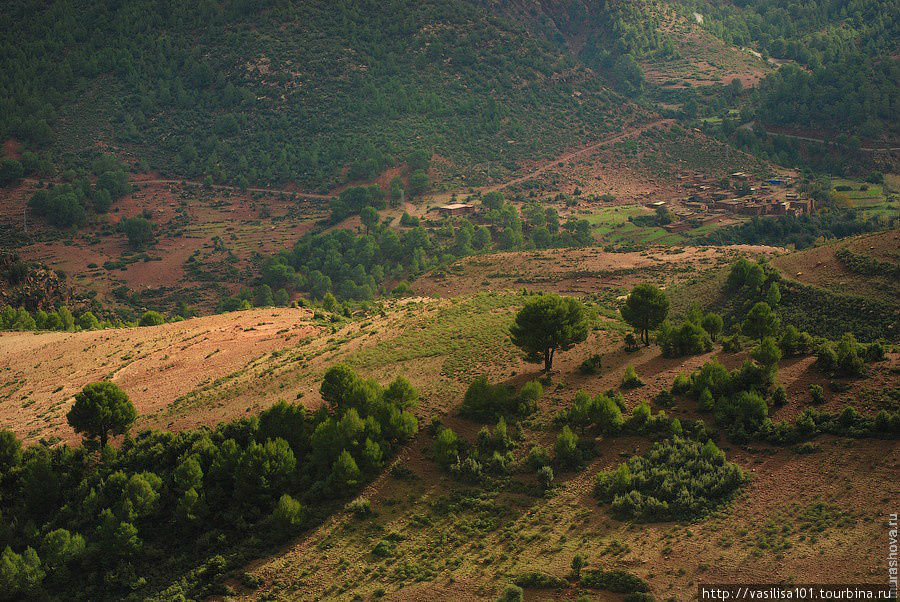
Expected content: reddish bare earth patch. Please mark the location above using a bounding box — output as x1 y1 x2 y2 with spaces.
0 307 321 444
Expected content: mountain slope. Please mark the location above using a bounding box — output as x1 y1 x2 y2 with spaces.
1 0 647 190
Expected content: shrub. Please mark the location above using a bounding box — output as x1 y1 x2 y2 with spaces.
434 427 460 469
721 334 742 353
554 426 580 468
716 390 768 438
119 216 153 249
691 361 732 398
655 389 674 408
698 388 715 411
624 332 640 352
77 311 100 331
581 569 649 593
536 465 554 490
595 437 745 522
579 353 603 374
346 498 372 518
657 320 712 357
809 384 826 405
513 571 568 589
779 325 813 357
460 376 512 421
371 539 395 558
461 376 539 420
526 446 551 470
814 342 838 373
751 337 782 369
450 456 483 483
835 333 866 377
270 494 305 533
139 311 165 326
570 554 585 580
771 386 787 407
518 380 543 415
671 373 691 395
496 584 524 602
621 365 644 389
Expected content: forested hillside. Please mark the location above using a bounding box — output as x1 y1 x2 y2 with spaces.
0 0 641 190
682 0 899 139
2 0 896 193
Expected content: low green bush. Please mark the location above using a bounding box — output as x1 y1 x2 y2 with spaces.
594 437 745 522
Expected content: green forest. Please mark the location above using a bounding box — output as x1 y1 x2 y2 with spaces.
0 0 629 190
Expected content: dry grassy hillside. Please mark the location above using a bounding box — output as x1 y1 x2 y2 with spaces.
3 239 897 601
773 229 900 307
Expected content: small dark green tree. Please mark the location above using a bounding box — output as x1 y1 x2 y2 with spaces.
0 429 22 475
66 382 137 447
620 284 669 346
742 301 780 340
119 216 153 249
408 170 429 197
509 294 589 371
359 205 379 234
570 554 586 580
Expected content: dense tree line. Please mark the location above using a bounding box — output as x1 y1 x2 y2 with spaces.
0 365 418 599
262 192 593 301
702 209 888 250
0 304 184 332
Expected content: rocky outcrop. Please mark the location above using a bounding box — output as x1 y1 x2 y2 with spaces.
0 252 71 311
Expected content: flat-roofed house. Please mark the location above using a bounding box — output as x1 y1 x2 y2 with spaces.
436 203 475 217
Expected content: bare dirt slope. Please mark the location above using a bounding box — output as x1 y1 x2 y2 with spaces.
0 307 321 444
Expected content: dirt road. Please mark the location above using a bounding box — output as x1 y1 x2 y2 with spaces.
481 118 675 193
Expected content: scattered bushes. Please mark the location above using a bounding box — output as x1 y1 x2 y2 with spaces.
814 333 884 377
